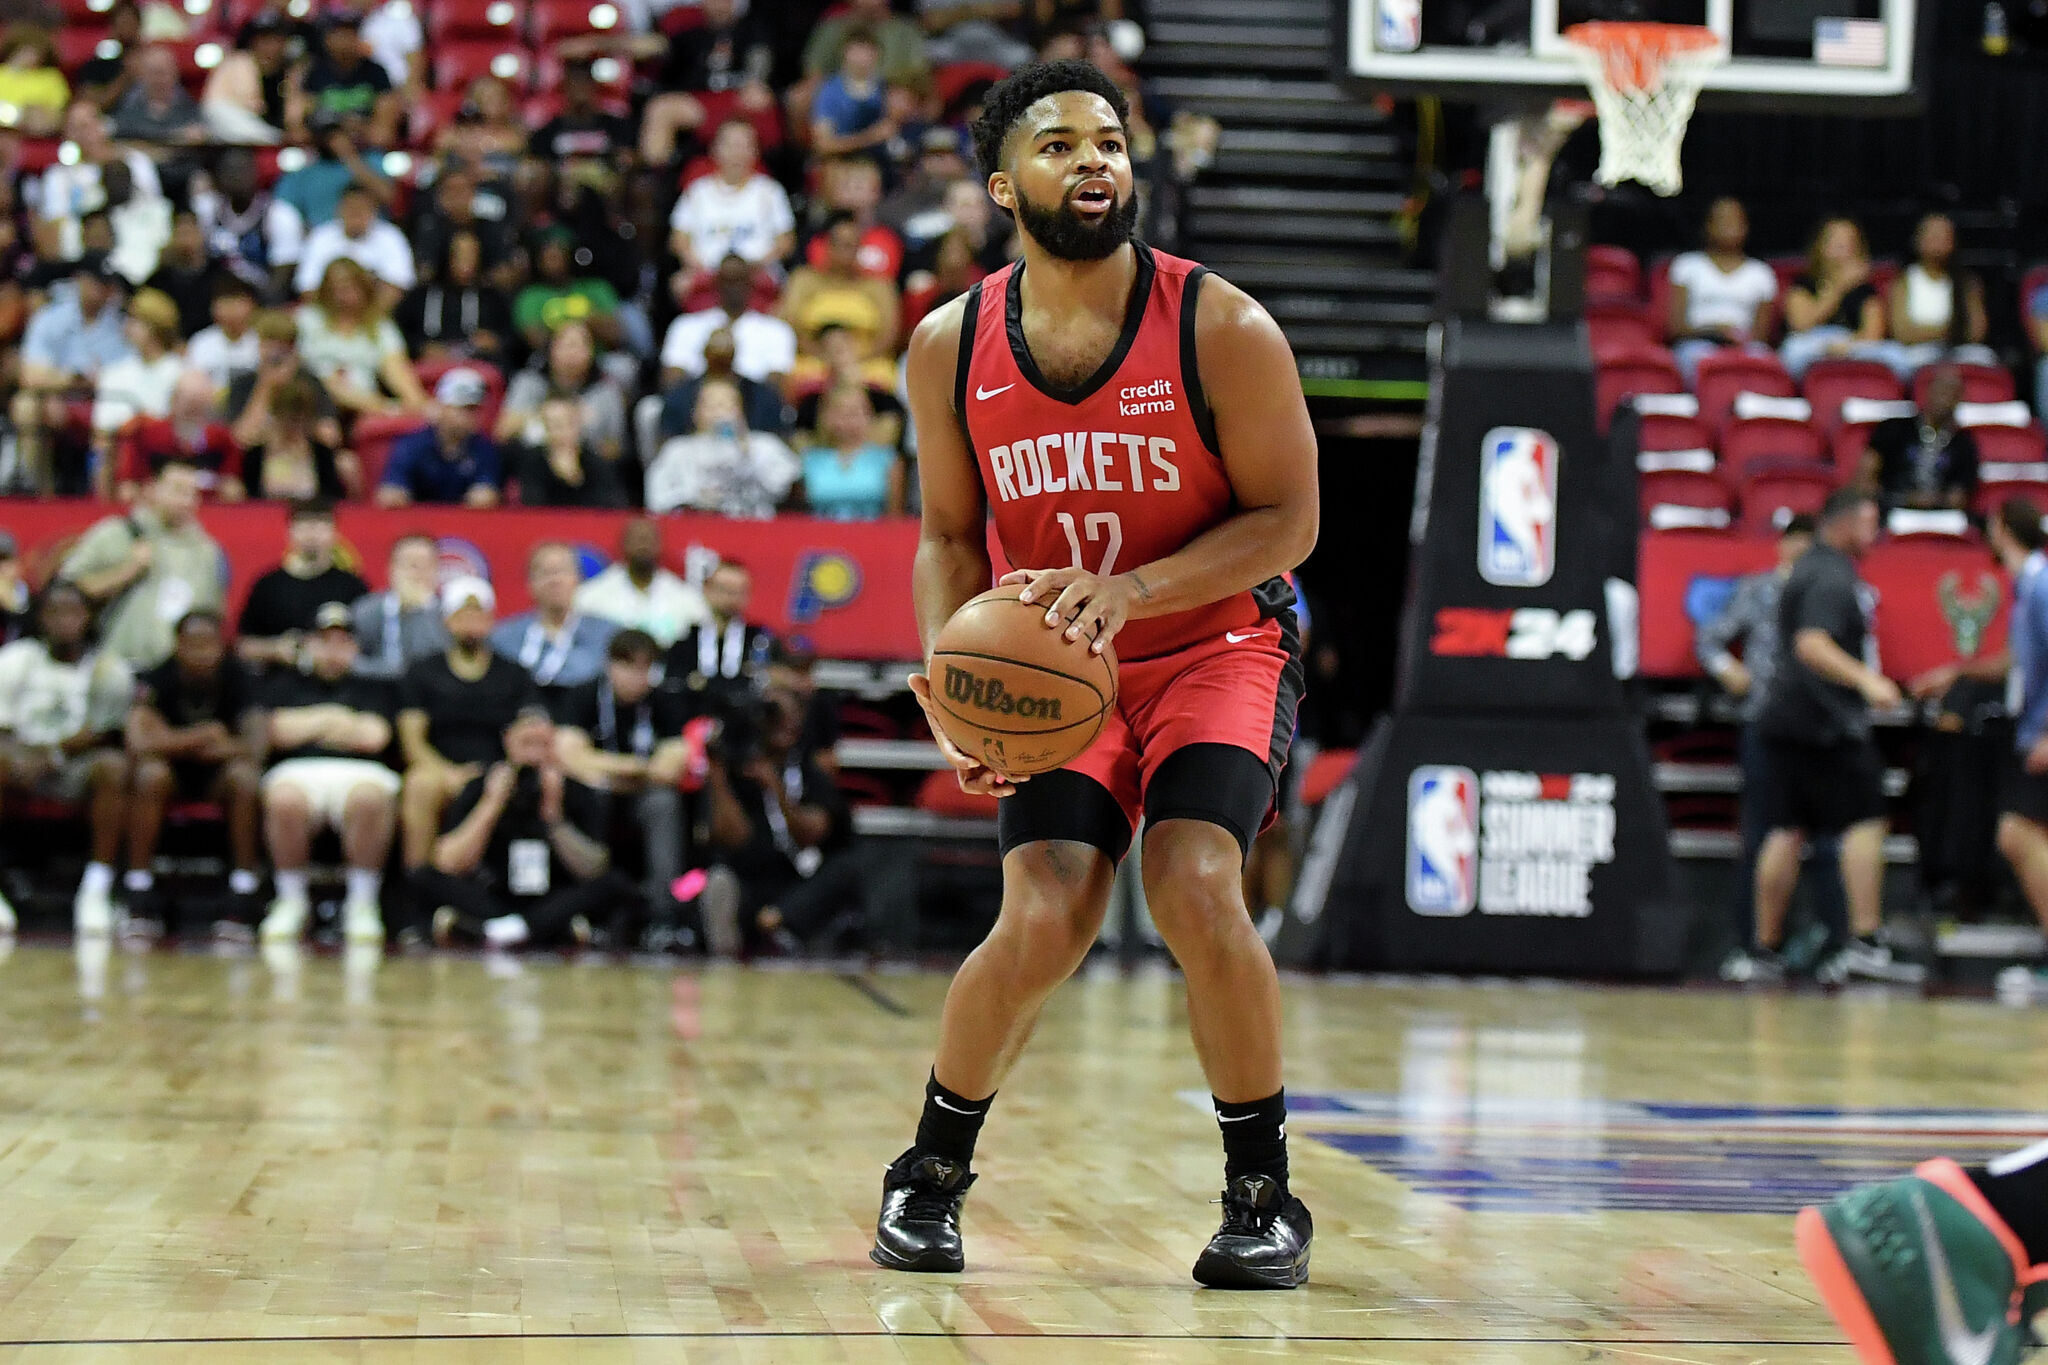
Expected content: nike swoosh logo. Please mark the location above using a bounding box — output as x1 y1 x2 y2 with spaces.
931 1094 982 1116
1225 630 1258 643
976 384 1014 400
1912 1188 2004 1365
1217 1112 1260 1123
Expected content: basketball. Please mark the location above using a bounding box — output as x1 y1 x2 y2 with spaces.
926 587 1119 776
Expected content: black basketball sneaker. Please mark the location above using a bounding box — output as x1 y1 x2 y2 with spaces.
1192 1175 1313 1289
871 1149 976 1273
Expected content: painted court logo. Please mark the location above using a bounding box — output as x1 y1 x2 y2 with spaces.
1406 766 1478 916
1478 426 1558 587
943 666 1065 720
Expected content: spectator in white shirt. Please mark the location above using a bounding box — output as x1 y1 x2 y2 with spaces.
1666 196 1779 386
90 288 186 496
358 0 425 92
35 101 163 265
660 253 799 389
645 377 799 518
668 120 795 301
293 184 417 308
574 517 710 648
185 277 263 392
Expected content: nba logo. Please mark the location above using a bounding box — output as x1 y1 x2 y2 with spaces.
1406 766 1478 917
1478 426 1559 587
1379 0 1421 52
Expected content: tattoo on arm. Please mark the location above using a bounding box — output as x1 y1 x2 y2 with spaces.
1126 570 1153 602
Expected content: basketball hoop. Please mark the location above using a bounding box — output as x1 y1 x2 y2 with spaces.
1563 21 1725 196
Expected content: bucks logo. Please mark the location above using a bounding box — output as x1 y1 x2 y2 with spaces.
1938 571 2002 659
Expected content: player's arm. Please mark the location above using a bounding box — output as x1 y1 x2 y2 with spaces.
1010 276 1320 649
904 295 1023 796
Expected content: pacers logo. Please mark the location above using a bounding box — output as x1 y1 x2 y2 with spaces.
789 551 863 623
943 665 1065 720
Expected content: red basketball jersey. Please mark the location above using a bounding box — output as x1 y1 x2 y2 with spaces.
955 243 1290 661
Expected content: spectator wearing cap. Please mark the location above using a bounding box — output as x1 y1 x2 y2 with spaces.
295 10 400 150
122 606 268 933
666 120 796 285
257 599 400 946
200 9 294 144
376 368 502 507
293 184 416 310
352 533 447 681
13 251 129 494
0 28 70 137
573 517 709 649
145 210 234 340
395 575 539 881
659 253 798 393
490 541 617 691
90 287 187 497
112 370 245 503
0 533 28 646
110 43 205 146
61 459 226 670
185 277 262 392
297 258 430 417
36 102 162 266
513 228 624 358
237 500 370 671
418 705 635 952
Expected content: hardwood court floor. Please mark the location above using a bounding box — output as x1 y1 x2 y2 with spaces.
4 942 2047 1364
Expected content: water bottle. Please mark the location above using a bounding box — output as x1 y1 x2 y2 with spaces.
1985 2 2010 55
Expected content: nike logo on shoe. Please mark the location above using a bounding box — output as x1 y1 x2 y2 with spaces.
1225 630 1257 643
1912 1188 2004 1365
976 384 1015 400
931 1095 981 1115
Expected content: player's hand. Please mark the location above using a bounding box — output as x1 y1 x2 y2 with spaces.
1860 673 1904 711
1001 568 1136 655
908 671 1026 798
2028 737 2048 776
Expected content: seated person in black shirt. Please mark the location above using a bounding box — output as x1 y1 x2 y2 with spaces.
516 397 627 508
1860 365 1980 512
666 560 775 723
417 706 636 950
237 500 371 670
123 610 267 927
554 630 696 944
396 577 540 873
702 686 863 953
258 603 400 947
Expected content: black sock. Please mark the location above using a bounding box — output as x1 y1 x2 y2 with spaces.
1968 1142 2048 1265
915 1071 993 1166
1215 1090 1289 1189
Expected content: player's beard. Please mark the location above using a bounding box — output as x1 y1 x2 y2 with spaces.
1014 183 1139 261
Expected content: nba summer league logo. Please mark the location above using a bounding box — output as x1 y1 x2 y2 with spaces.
1478 427 1558 588
1407 767 1618 918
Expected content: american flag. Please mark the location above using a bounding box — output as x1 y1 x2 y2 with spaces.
1814 18 1888 67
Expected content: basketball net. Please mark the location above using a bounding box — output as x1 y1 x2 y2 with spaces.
1563 22 1725 197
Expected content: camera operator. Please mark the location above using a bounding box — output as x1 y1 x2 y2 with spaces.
552 630 703 948
416 706 636 950
702 684 862 953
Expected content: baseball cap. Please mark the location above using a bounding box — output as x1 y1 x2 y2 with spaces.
439 575 495 617
434 367 488 407
312 601 353 631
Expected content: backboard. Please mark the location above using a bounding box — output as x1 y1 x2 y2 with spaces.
1346 0 1932 111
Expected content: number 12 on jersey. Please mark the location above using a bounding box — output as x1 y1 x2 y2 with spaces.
1055 511 1122 575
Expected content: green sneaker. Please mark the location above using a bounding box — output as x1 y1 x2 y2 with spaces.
1796 1158 2043 1365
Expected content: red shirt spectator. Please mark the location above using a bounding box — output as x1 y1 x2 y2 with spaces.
804 223 904 282
118 418 245 497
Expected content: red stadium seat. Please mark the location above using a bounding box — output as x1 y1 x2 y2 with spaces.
1831 423 1879 481
351 414 428 493
15 138 62 175
1767 254 1805 302
408 89 468 148
1916 362 2015 406
1695 349 1794 433
55 28 113 76
1635 411 1712 455
1738 462 1836 536
520 89 631 130
432 42 534 92
1595 357 1684 433
1297 748 1358 809
532 48 632 94
1646 255 1675 338
531 0 626 43
428 0 526 41
1720 415 1824 483
1640 468 1732 520
1586 300 1658 363
1972 422 2048 469
1975 463 2048 519
1803 358 1903 431
57 0 117 20
1586 243 1642 300
692 86 785 149
915 768 996 819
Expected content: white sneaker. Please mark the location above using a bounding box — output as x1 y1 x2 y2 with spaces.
342 899 385 945
1818 937 1927 987
259 894 310 943
482 914 530 948
73 884 113 937
0 887 15 935
1997 964 2048 1000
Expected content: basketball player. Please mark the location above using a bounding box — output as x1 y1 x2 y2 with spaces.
1797 499 2048 1362
871 61 1320 1288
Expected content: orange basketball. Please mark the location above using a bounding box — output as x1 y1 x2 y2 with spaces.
927 587 1119 776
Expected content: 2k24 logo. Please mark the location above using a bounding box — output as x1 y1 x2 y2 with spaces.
1432 607 1598 661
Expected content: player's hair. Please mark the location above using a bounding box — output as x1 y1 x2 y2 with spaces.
175 607 226 636
1998 498 2048 552
1819 486 1877 524
607 629 659 664
971 59 1131 183
288 496 336 523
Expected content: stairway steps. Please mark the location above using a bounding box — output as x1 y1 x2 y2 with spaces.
1144 42 1332 72
1188 184 1407 214
1149 0 1330 23
1148 77 1385 127
1194 209 1403 245
1149 21 1331 47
